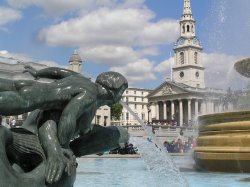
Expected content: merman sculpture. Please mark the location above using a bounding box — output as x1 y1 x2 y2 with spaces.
0 66 129 187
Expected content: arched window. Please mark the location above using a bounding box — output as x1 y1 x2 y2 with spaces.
182 25 185 33
191 25 194 33
180 52 184 64
187 25 190 32
194 52 198 64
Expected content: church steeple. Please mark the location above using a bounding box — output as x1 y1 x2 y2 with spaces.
183 0 192 15
172 0 205 89
180 0 195 38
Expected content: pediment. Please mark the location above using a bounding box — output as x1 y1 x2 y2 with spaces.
148 81 189 98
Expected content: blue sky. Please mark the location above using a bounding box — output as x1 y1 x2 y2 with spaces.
0 0 249 90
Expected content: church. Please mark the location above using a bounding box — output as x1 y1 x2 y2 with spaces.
146 0 224 127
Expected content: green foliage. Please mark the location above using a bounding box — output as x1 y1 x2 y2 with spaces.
111 103 123 120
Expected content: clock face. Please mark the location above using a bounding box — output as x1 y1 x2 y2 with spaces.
177 38 185 46
193 37 200 45
180 71 184 78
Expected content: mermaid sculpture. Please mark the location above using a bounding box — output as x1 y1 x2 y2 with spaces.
0 66 129 187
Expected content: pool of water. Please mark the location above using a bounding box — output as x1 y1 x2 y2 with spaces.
74 157 250 187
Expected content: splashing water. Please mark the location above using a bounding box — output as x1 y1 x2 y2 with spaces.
120 101 188 187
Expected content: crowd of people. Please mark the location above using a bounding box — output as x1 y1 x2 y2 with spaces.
0 116 17 128
109 143 138 154
163 135 196 153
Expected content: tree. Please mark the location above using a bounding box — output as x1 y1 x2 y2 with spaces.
111 103 123 120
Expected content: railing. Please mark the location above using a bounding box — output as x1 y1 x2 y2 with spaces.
111 124 197 142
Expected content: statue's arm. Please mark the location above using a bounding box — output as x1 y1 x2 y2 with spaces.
23 65 79 79
57 92 95 147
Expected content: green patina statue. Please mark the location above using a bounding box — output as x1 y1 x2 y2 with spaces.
0 66 129 187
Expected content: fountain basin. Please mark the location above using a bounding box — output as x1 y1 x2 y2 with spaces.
194 111 250 172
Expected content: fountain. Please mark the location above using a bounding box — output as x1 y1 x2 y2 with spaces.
121 102 188 186
194 58 250 172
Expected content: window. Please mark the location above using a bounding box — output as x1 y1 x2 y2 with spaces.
126 113 129 120
182 25 185 33
126 90 128 94
135 104 137 109
187 25 190 32
126 97 128 102
142 105 144 109
180 52 184 64
134 97 136 101
134 91 136 94
142 98 144 102
194 52 198 64
142 91 144 95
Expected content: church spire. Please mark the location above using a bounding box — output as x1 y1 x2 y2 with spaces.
172 0 205 89
183 0 192 15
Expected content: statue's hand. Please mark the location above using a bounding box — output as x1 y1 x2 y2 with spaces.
45 148 77 184
23 65 39 80
45 150 66 184
62 148 77 176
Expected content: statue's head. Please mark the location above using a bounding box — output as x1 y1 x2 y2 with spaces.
96 71 128 104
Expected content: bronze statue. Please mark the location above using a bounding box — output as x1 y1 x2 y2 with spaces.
0 66 129 187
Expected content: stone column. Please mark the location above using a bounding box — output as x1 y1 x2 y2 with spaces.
151 103 156 120
156 102 159 120
201 101 206 115
163 102 167 120
179 99 183 126
188 99 192 121
195 99 199 118
211 101 215 114
171 100 175 120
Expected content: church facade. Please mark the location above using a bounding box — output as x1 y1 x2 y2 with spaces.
147 0 225 126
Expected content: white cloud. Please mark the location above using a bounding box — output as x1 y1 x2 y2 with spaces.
7 0 146 17
0 50 62 67
0 7 22 26
0 50 32 62
79 45 138 66
7 0 118 16
38 7 154 47
110 59 156 85
202 53 246 89
37 6 178 76
136 19 179 46
38 7 178 48
154 57 174 75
